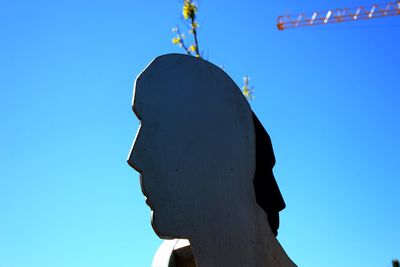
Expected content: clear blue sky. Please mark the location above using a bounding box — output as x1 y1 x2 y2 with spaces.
0 1 399 266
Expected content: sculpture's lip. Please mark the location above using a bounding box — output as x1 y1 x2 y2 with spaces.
144 196 153 209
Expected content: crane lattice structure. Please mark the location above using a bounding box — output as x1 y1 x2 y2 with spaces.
277 1 400 30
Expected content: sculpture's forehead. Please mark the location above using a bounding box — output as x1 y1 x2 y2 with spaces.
133 54 249 122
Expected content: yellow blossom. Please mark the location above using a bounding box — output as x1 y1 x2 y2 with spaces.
189 45 196 52
172 37 181 45
183 0 197 19
242 87 254 100
242 76 254 100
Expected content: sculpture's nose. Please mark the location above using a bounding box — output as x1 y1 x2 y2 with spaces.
127 149 135 169
127 135 144 173
127 144 141 172
127 124 143 172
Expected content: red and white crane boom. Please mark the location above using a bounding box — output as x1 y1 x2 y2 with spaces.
277 1 400 30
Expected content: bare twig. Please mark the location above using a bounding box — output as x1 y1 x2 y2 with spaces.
176 26 193 56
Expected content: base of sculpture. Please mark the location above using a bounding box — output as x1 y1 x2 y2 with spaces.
169 243 196 267
152 239 194 267
152 236 296 267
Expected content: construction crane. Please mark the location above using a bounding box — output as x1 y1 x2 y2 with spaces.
277 1 400 30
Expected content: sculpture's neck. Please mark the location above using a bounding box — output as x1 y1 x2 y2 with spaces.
189 204 296 267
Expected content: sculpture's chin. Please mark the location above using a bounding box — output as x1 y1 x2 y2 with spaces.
150 210 179 240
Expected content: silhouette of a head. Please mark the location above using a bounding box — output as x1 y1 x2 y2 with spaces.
128 54 285 239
